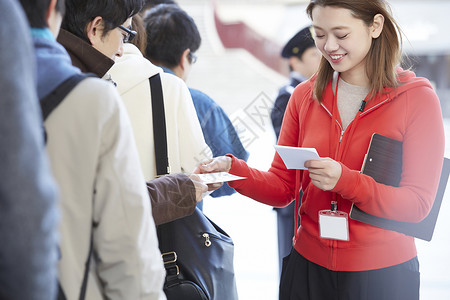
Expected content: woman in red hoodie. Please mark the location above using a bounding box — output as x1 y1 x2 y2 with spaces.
198 0 444 299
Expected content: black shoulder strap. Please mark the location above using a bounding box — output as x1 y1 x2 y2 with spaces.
40 73 92 121
149 73 169 176
78 233 93 300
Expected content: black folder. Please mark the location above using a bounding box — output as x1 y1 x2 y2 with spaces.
349 133 449 241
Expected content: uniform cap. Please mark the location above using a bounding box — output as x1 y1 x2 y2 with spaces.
281 26 315 58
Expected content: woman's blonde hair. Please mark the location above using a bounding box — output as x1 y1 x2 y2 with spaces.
306 0 403 102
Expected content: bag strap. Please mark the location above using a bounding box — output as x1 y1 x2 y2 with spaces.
78 234 93 300
40 73 92 121
149 73 170 176
159 225 181 287
157 218 177 270
150 73 182 287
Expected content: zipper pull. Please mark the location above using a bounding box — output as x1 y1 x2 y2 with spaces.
202 233 211 247
340 130 344 142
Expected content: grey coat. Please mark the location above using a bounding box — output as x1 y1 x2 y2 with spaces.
0 0 59 299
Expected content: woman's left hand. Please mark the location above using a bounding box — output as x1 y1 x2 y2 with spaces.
305 158 342 191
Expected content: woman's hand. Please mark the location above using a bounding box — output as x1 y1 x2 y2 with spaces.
194 156 232 174
305 158 342 191
193 156 232 193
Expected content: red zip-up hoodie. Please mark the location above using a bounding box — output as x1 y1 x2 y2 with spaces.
228 70 444 271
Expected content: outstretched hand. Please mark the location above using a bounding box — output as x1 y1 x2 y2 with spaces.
305 158 342 191
194 156 232 174
193 156 232 193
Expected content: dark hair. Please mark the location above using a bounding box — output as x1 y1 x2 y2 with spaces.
306 0 403 102
143 4 201 68
61 0 143 42
19 0 66 28
142 0 177 12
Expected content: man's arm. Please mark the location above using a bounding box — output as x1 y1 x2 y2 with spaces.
0 0 59 298
147 173 197 225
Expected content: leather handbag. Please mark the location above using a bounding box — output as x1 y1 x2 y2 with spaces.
149 74 238 300
157 208 238 300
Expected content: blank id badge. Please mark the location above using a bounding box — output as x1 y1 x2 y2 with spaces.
319 207 349 241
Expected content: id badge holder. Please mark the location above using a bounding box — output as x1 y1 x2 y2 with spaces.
319 201 349 241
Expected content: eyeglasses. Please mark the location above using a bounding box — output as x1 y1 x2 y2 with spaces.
118 25 137 43
188 51 198 64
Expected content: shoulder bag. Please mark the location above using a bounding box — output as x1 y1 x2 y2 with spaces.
149 73 239 300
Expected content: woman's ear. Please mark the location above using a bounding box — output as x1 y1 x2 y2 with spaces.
370 14 385 39
86 16 104 45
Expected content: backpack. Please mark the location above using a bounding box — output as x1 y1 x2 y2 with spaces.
39 72 94 300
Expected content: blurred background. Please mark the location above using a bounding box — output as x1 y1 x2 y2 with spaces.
176 0 450 299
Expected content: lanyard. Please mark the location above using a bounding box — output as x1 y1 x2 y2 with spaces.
329 74 369 160
328 74 369 206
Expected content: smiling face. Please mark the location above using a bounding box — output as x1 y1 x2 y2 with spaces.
312 6 380 86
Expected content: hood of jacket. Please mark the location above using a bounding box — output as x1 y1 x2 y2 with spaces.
384 68 433 101
110 44 162 95
31 28 81 100
317 68 433 115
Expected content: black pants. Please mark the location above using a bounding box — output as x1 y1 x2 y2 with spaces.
275 201 295 277
279 249 420 300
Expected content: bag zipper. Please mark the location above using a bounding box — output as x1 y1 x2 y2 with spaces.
201 232 234 247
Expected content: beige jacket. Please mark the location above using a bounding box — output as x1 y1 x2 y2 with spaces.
45 77 165 299
109 44 211 180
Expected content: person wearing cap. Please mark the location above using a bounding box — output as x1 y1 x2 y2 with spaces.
271 25 321 140
270 25 321 277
